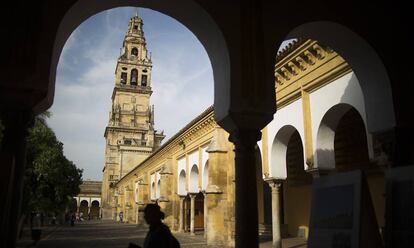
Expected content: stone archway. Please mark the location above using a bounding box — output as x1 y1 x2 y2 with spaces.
156 179 161 199
283 130 312 239
79 200 89 220
334 107 370 172
189 164 199 193
202 160 208 190
270 125 312 240
90 200 100 219
178 170 186 196
316 103 368 170
316 103 385 229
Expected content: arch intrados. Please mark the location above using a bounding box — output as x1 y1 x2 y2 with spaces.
179 169 186 178
190 164 199 175
316 103 367 169
202 160 209 189
189 164 199 192
270 125 303 178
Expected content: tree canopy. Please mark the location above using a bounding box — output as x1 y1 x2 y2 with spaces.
23 112 83 214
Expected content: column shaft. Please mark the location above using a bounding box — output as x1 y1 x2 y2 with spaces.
230 129 261 248
135 203 139 225
0 110 32 248
268 180 282 248
190 194 196 235
178 197 184 232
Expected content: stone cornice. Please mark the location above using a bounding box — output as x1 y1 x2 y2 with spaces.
104 125 149 137
275 39 351 108
111 85 152 100
119 149 153 153
275 38 307 63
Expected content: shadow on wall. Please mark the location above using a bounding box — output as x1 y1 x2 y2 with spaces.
338 73 394 169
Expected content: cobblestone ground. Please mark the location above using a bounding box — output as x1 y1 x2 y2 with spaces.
16 220 306 248
17 220 207 248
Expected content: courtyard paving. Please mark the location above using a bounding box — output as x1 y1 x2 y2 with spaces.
16 220 306 248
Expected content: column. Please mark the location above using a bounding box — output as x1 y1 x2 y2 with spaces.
190 194 196 235
88 198 91 219
203 191 207 238
205 127 228 246
137 203 146 227
265 179 282 248
178 196 185 232
135 203 139 225
229 129 261 248
184 197 188 232
0 110 33 248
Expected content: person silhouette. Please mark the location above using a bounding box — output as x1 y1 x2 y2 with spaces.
142 203 180 248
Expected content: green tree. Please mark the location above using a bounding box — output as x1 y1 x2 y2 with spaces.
23 112 83 215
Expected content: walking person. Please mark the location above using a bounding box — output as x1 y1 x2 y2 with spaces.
128 204 180 248
119 211 124 223
70 213 76 226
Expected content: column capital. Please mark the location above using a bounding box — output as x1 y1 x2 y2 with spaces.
229 129 262 150
264 177 284 185
264 178 283 194
189 193 197 199
206 127 228 153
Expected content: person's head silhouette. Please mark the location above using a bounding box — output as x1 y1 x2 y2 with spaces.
144 203 165 226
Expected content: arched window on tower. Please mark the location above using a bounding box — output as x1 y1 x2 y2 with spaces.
120 72 127 84
141 75 148 87
131 48 138 57
131 69 138 86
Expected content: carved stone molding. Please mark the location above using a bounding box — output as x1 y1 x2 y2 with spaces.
205 184 223 194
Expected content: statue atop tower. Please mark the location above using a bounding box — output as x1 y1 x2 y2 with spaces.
101 11 165 219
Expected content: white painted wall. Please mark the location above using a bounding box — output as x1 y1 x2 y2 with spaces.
189 164 199 193
177 157 186 176
188 150 199 192
178 170 186 195
155 171 160 199
309 72 372 167
150 173 155 200
134 181 139 203
267 99 305 179
188 150 198 169
201 146 209 190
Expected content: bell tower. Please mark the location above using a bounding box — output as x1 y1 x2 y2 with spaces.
101 12 165 219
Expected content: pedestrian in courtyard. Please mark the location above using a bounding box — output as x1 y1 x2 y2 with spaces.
70 213 76 226
141 203 180 248
119 211 124 222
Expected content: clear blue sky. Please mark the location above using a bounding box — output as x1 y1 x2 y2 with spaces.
49 7 214 180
